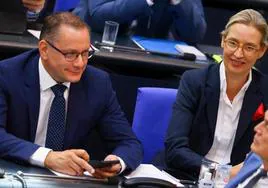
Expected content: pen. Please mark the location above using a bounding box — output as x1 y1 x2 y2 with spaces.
94 41 197 61
95 41 146 53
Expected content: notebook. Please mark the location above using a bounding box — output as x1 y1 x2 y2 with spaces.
131 35 207 61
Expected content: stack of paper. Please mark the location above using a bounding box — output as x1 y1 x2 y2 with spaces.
125 164 184 187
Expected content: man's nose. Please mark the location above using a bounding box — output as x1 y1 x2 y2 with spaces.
73 54 86 67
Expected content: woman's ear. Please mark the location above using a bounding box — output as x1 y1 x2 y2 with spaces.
257 45 267 59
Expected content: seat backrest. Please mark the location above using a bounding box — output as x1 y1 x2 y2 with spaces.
132 87 177 163
53 0 80 12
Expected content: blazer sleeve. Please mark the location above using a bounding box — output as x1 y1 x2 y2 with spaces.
165 70 204 176
97 73 143 171
0 75 39 163
75 0 151 32
170 0 207 44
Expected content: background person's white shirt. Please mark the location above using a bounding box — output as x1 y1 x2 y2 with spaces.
205 63 252 164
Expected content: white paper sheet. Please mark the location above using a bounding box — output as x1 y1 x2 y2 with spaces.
27 29 41 39
49 169 108 183
125 164 184 187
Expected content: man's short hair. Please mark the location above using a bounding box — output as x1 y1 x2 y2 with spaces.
39 12 90 42
221 9 268 46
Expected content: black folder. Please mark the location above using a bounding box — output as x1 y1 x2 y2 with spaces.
0 0 26 35
0 12 26 35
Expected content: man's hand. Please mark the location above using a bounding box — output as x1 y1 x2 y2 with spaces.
92 155 122 178
22 0 45 12
44 149 94 176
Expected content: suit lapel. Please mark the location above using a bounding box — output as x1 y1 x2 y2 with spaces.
205 65 221 136
234 74 262 146
24 54 40 142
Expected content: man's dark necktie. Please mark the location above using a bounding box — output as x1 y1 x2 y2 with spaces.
45 84 67 151
244 168 267 188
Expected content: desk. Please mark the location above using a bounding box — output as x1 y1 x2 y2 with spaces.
0 32 37 55
0 31 209 74
0 159 117 188
0 31 213 122
0 159 198 188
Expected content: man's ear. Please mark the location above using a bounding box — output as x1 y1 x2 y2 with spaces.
38 40 49 60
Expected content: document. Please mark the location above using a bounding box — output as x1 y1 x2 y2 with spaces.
28 29 41 39
125 164 184 187
50 169 107 182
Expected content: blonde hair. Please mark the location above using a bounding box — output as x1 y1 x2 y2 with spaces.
221 9 268 45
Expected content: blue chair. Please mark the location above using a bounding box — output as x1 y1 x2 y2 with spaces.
132 87 177 163
53 0 80 12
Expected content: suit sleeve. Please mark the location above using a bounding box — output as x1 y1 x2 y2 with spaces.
77 0 151 32
170 0 207 44
98 74 143 171
0 75 39 163
165 71 204 176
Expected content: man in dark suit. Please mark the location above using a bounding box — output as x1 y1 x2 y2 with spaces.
226 110 268 188
165 9 268 180
73 0 206 44
0 12 142 178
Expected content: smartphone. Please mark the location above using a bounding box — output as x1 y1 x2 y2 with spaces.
88 160 120 168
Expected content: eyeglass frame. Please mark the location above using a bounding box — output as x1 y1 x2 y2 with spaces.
45 40 95 62
223 38 262 56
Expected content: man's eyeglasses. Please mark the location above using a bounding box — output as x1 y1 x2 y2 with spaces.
224 39 261 56
45 40 95 62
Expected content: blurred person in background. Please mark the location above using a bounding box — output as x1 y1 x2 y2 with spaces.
73 0 206 44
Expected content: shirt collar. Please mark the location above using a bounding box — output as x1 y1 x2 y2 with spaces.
219 62 252 93
260 165 268 175
39 58 70 91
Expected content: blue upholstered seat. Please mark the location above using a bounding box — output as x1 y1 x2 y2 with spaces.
53 0 80 12
132 87 177 163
